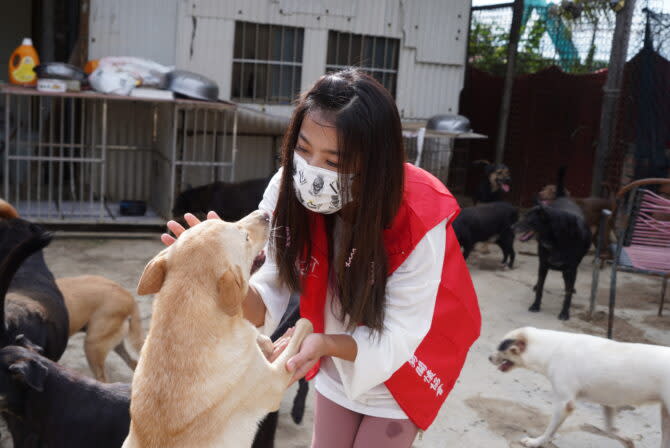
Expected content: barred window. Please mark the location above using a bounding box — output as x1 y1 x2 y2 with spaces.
326 31 400 97
231 22 304 104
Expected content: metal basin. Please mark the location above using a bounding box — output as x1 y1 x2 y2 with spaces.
165 70 219 101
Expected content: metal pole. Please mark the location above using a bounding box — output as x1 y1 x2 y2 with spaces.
4 95 9 201
100 100 107 219
168 105 179 216
231 109 238 182
3 93 11 201
591 0 637 196
494 0 524 165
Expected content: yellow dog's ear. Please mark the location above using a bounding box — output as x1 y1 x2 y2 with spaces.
218 265 248 316
0 199 19 219
137 248 169 295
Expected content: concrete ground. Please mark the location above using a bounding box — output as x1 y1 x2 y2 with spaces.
3 235 668 447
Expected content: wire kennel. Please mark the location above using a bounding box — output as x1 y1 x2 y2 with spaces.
1 85 239 225
403 114 486 188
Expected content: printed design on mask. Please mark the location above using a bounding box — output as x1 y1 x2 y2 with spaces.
296 189 313 209
329 180 340 195
310 175 324 195
330 195 340 209
292 152 349 214
328 180 341 209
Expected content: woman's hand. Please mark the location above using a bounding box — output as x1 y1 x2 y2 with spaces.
286 333 327 385
160 211 221 246
267 327 294 362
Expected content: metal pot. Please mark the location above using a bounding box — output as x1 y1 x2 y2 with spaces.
33 63 87 82
165 70 219 101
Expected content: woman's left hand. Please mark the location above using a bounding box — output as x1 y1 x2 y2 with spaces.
286 333 327 385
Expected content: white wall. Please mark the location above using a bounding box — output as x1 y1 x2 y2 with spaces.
89 0 470 120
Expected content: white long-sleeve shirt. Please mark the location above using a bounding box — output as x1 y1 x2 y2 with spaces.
250 169 447 419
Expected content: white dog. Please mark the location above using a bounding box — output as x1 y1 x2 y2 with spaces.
489 326 670 447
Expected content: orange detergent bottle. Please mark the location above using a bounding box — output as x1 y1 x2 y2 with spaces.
9 38 40 86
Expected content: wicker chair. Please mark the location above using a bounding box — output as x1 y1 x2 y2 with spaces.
589 178 670 339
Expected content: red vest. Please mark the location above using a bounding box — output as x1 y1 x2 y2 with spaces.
299 164 481 430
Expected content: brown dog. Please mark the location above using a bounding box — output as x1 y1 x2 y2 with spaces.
57 275 144 382
537 184 612 251
123 211 313 448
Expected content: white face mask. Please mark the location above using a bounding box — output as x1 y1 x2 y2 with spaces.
292 153 353 214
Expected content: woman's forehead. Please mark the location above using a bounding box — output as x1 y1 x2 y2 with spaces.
300 113 338 150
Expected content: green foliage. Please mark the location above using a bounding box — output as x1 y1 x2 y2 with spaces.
469 2 613 75
468 21 510 75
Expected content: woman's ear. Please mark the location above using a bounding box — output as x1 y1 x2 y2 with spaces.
217 265 248 316
137 248 169 295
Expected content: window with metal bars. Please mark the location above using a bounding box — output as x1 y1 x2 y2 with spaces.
326 31 400 97
231 21 304 104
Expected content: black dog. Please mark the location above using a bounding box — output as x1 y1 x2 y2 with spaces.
172 177 272 222
453 201 518 268
0 219 69 360
473 160 512 204
0 341 130 448
516 168 591 320
252 293 308 448
0 219 70 447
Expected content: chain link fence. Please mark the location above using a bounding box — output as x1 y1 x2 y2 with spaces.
469 0 667 75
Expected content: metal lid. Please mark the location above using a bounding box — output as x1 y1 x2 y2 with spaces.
426 114 472 133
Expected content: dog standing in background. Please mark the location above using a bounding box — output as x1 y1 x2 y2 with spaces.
452 202 518 268
537 183 613 251
172 177 272 223
516 168 591 320
57 275 144 382
472 160 512 204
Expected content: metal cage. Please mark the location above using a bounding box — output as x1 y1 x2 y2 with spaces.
1 86 238 225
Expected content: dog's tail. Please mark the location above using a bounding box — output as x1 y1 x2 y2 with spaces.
0 228 52 333
556 166 567 198
127 298 145 356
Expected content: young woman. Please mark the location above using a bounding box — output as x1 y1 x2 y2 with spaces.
164 69 481 447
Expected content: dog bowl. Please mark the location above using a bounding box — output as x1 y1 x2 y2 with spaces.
119 200 147 216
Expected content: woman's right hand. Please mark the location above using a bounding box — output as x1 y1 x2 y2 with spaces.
160 211 221 246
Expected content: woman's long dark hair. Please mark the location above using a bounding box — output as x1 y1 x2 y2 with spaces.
271 68 405 333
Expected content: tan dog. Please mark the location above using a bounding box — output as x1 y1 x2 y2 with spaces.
56 275 144 382
0 199 20 219
123 211 313 448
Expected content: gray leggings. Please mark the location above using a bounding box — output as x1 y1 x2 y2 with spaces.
311 391 419 448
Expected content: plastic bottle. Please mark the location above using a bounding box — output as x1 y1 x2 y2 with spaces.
8 38 40 86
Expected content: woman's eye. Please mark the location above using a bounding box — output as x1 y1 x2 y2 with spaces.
295 146 308 154
326 160 339 168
